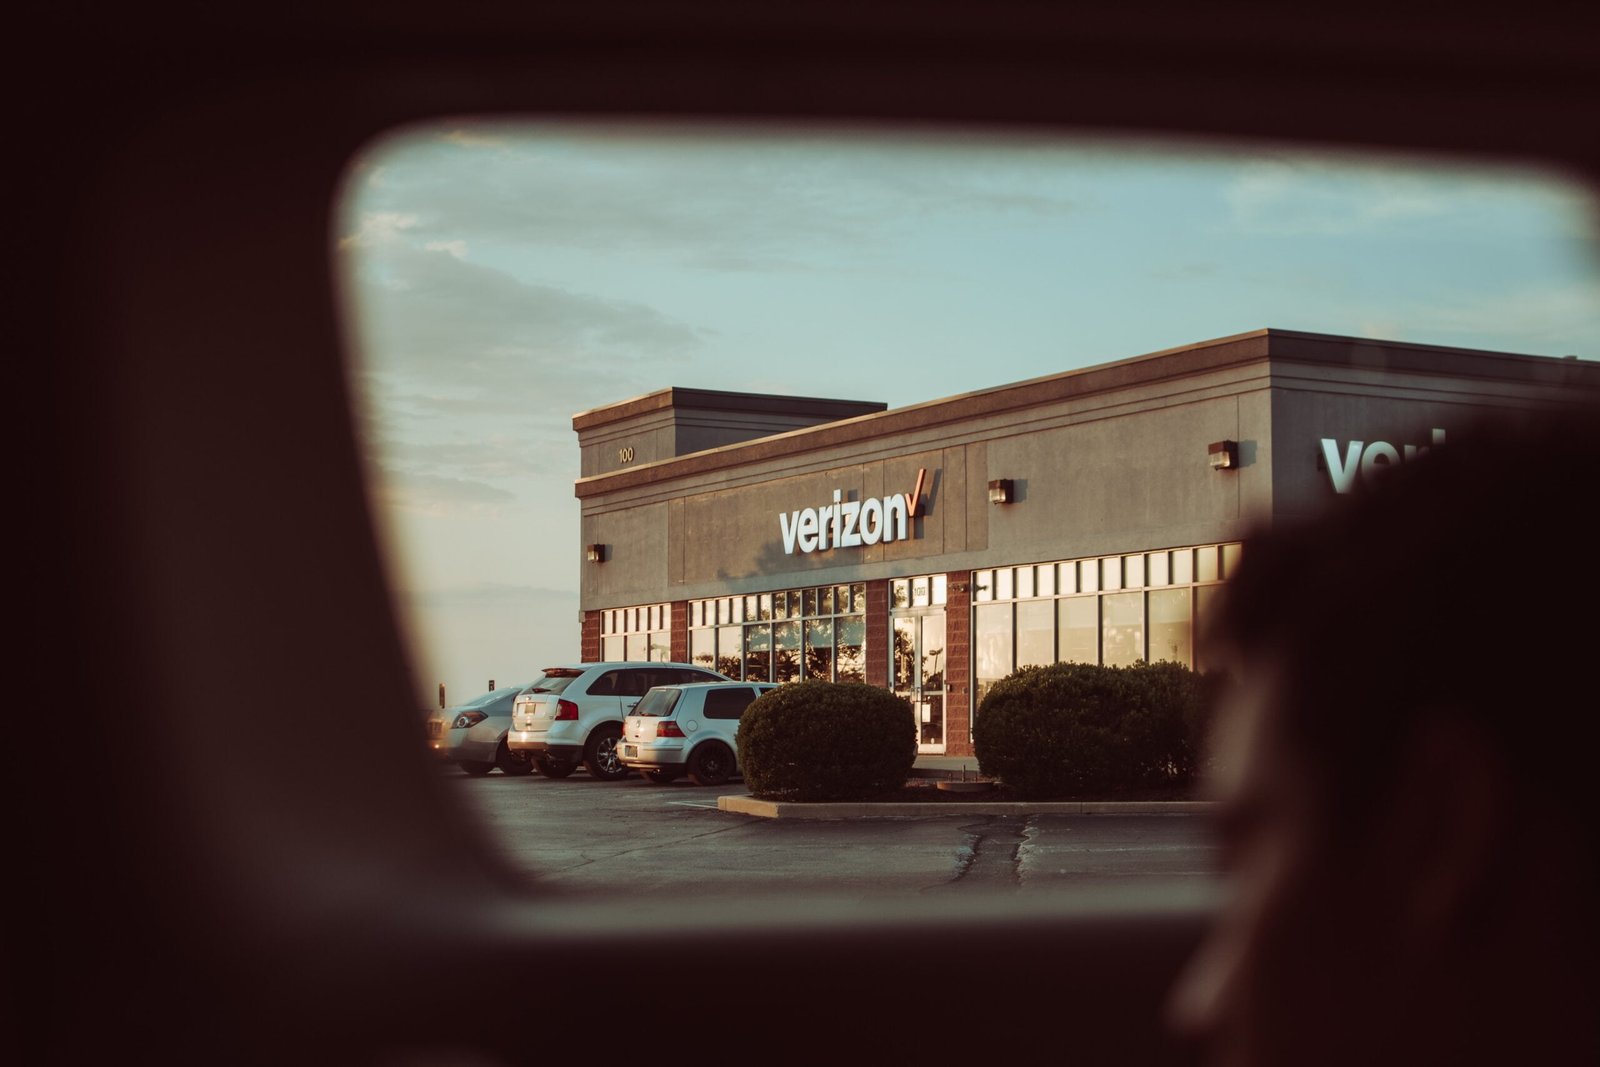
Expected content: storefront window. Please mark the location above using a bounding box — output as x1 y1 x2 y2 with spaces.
716 625 742 679
1016 599 1054 668
691 627 715 671
805 618 834 681
1194 586 1224 673
835 615 865 682
773 621 801 683
974 602 1013 706
600 601 672 662
1148 588 1192 666
1059 596 1098 664
1148 551 1169 587
1017 565 1035 599
690 582 874 686
893 616 915 690
1102 591 1144 668
744 623 772 682
1173 549 1193 585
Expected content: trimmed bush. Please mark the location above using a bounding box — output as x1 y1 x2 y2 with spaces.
739 681 916 801
973 661 1209 799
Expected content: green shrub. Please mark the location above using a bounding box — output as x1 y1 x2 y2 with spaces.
739 681 916 801
973 661 1209 799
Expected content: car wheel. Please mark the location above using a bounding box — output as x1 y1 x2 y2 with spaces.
458 761 494 777
687 742 734 787
495 742 533 777
533 754 576 779
641 768 681 784
583 724 632 781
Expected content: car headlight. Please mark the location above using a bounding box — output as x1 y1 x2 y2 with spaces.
451 711 487 729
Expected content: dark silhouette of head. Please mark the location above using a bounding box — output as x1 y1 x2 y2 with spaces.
1170 405 1600 1067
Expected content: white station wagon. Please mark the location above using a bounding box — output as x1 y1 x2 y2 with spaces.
619 681 777 786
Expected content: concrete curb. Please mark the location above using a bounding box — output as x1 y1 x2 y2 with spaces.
717 795 1216 819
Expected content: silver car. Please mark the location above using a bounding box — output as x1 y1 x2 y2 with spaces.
507 663 730 780
430 685 532 776
620 681 776 786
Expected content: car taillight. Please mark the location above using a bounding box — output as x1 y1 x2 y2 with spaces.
655 720 685 738
452 711 487 729
554 699 580 721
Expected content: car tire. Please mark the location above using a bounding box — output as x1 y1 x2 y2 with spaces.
495 741 534 777
640 768 681 784
458 761 494 777
583 724 632 781
533 754 576 779
687 742 735 787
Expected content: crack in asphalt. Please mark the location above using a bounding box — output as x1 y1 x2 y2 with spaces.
923 816 1032 892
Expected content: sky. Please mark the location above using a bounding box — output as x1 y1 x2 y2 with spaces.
335 121 1600 709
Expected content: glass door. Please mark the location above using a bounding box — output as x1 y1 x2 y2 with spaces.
893 611 947 753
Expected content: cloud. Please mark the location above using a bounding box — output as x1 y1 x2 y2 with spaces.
343 237 700 410
1406 282 1600 351
424 239 468 259
1220 157 1596 239
372 470 518 516
338 211 419 249
351 126 1080 270
340 224 703 514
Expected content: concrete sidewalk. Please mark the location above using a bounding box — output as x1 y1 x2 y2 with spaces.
911 754 993 780
722 754 1216 818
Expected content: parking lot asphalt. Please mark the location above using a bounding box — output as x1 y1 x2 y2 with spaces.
440 768 1220 901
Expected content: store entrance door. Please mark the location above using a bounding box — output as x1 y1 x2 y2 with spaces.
893 611 947 754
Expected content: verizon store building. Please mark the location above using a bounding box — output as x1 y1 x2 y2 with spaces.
572 329 1598 757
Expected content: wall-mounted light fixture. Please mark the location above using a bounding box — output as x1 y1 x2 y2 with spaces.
988 478 1014 505
585 543 607 563
1208 441 1239 471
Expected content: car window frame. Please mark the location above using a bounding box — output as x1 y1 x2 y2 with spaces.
32 7 1600 1066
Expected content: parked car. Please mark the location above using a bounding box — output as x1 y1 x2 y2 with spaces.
620 681 776 786
430 684 531 776
507 663 731 780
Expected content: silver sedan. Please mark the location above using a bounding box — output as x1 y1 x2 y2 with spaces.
427 685 532 776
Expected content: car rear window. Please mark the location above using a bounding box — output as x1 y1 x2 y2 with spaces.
632 688 682 717
703 687 758 720
523 670 581 695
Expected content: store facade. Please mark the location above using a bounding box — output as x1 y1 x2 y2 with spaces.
572 329 1597 757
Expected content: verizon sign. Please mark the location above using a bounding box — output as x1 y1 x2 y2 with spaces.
779 468 926 555
1320 428 1446 493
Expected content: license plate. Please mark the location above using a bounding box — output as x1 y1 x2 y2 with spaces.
623 745 637 757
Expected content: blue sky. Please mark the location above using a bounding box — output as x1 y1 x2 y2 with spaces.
336 121 1598 708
